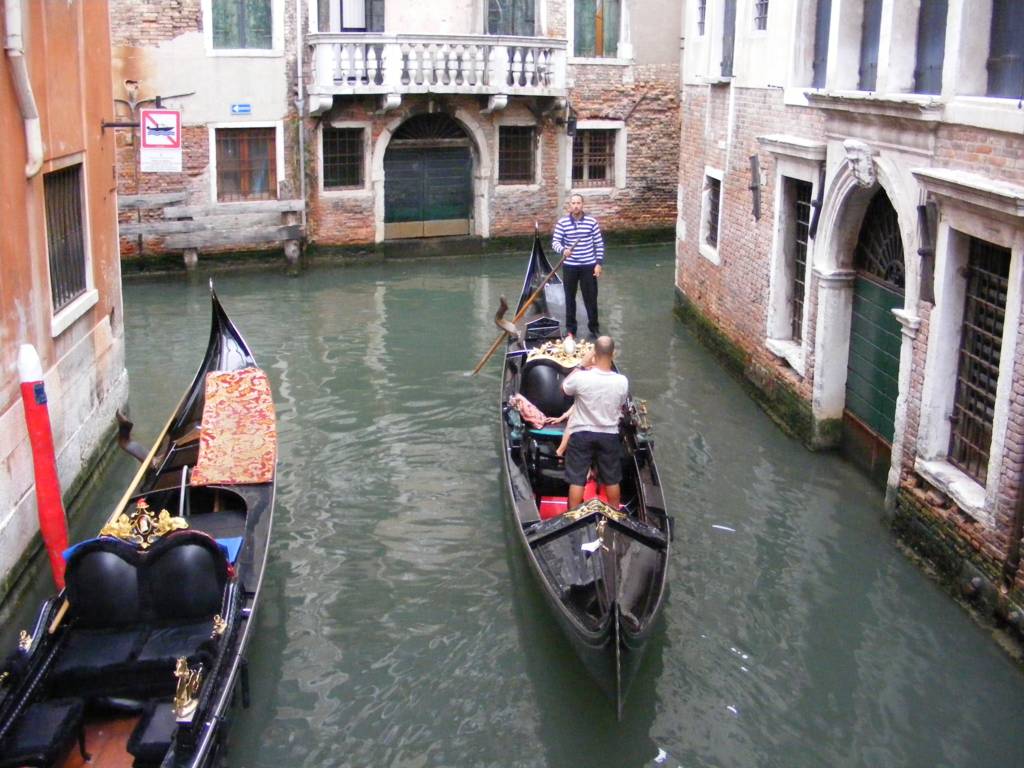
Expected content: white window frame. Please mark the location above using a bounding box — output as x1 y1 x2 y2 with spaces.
760 135 826 375
209 121 285 204
913 168 1024 527
699 166 724 264
567 119 626 193
202 0 285 57
318 121 372 196
494 117 541 189
44 153 98 338
567 0 633 65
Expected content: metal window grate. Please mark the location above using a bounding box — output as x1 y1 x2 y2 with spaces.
754 0 769 31
790 179 812 342
572 130 615 187
705 176 721 248
949 238 1010 483
44 164 87 312
498 126 535 183
697 0 707 35
987 0 1024 98
323 127 364 189
216 127 277 202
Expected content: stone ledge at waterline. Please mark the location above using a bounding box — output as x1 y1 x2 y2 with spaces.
119 228 676 278
893 482 1024 661
672 287 836 450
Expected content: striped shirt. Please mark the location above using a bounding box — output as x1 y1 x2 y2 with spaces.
552 214 605 267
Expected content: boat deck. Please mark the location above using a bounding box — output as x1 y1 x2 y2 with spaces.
60 714 139 768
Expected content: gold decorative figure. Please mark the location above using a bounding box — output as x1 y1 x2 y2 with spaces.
211 615 227 638
17 631 32 652
565 498 625 522
173 657 204 721
100 498 188 548
526 339 595 369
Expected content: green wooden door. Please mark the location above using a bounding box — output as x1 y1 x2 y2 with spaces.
846 276 902 440
845 189 905 443
384 146 472 238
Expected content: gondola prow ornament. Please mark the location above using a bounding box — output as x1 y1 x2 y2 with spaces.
17 344 68 589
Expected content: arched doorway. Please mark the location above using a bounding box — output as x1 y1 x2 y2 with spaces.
845 188 905 446
383 114 473 239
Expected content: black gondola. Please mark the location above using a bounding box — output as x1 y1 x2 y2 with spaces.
497 236 670 718
0 287 276 767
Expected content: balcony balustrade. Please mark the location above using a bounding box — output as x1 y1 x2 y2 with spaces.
307 33 567 108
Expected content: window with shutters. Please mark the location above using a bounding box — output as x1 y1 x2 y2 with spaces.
498 126 536 184
572 130 615 187
913 0 948 95
212 0 272 49
322 126 365 190
754 0 769 31
44 164 87 313
488 0 536 36
699 169 724 264
574 0 621 58
721 0 737 77
215 127 278 202
858 0 883 90
987 0 1024 98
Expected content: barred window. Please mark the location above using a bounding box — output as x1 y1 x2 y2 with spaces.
44 164 87 312
788 179 813 342
215 127 277 202
498 126 535 184
572 130 614 187
949 238 1010 483
754 0 769 31
212 0 272 49
704 176 721 248
323 127 364 189
697 0 707 35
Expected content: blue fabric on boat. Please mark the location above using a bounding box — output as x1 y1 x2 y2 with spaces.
529 427 565 437
216 536 243 562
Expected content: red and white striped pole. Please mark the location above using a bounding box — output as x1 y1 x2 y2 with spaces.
18 344 68 589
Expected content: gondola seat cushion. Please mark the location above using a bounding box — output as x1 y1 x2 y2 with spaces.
0 699 84 768
48 628 147 690
64 538 142 628
135 620 216 668
144 532 228 621
127 700 177 766
521 362 573 418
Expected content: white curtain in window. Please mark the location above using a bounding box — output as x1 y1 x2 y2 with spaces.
342 0 366 29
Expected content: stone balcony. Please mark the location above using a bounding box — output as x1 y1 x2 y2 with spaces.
306 33 567 114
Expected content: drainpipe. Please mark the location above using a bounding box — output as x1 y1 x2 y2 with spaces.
295 0 307 230
4 0 43 178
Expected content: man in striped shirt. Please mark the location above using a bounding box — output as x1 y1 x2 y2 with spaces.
552 193 604 339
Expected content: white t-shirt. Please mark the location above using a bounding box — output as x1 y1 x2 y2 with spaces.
562 367 629 434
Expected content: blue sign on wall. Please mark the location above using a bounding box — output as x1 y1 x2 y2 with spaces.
230 103 252 115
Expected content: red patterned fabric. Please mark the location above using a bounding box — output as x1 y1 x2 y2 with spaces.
191 367 277 486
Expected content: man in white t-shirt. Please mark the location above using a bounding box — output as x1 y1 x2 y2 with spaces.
561 336 629 510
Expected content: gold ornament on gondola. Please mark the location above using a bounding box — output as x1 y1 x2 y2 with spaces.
100 499 188 549
17 631 31 652
173 657 204 722
211 614 227 638
564 498 625 522
526 338 594 368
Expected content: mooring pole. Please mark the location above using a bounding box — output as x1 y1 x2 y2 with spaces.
18 344 68 589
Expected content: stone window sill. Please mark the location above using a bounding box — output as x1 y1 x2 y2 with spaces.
51 289 98 338
698 240 720 265
766 338 805 376
914 457 990 527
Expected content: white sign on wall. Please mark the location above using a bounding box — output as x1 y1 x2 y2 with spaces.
139 108 182 173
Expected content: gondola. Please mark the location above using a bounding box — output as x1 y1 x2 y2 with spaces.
0 287 276 767
497 236 670 718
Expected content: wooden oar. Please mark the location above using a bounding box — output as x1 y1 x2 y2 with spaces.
471 247 571 376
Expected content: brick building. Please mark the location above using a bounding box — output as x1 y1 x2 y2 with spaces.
675 0 1024 634
0 0 127 597
108 0 680 260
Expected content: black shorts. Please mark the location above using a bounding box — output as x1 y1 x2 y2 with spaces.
564 431 622 486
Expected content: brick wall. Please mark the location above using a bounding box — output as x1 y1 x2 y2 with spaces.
109 0 201 46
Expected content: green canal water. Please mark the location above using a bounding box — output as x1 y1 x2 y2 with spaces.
7 245 1024 766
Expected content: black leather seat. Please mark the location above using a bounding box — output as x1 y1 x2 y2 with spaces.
0 699 88 767
521 361 573 419
126 700 177 767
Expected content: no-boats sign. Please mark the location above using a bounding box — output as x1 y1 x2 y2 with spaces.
139 108 182 173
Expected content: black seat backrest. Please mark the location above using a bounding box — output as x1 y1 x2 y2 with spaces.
521 361 573 418
65 539 142 628
143 531 228 621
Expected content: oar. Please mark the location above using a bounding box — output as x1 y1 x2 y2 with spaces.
471 245 572 376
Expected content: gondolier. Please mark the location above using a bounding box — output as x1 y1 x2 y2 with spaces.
552 192 604 339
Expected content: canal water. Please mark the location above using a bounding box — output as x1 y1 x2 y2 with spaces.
7 245 1024 767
